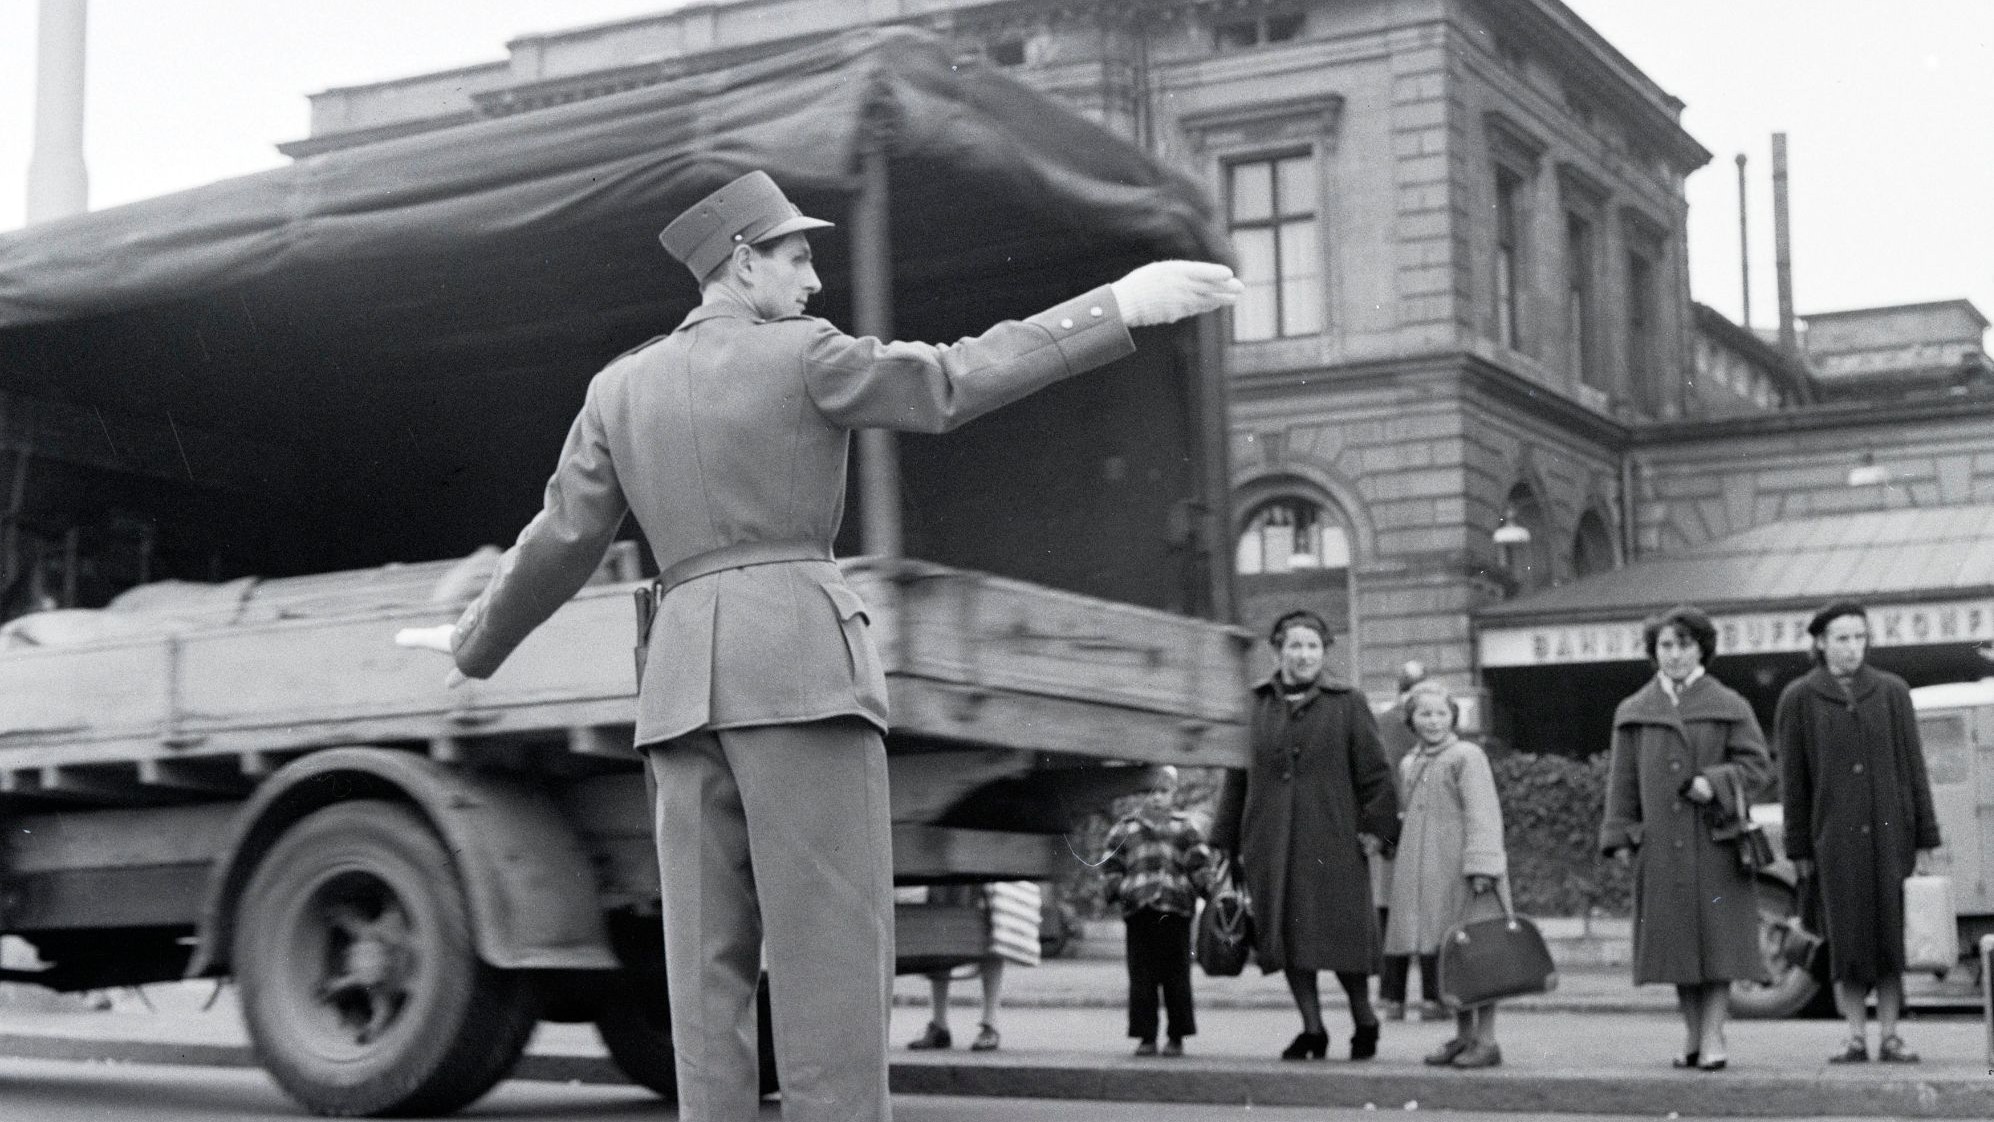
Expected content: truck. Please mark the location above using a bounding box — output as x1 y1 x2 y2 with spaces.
1734 676 1994 1018
0 29 1250 1115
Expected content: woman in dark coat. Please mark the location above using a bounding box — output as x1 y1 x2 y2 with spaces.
1601 606 1771 1071
1213 610 1399 1062
1776 600 1940 1064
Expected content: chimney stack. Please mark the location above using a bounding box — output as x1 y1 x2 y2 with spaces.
1735 153 1750 328
26 0 90 224
1771 132 1797 353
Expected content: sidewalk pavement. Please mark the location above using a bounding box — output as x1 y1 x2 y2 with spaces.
4 954 1993 1117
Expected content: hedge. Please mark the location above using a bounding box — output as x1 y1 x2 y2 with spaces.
1491 751 1631 918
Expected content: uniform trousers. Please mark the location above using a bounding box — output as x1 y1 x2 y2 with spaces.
645 718 895 1122
1123 907 1196 1041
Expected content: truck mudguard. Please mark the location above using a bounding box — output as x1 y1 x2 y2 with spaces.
189 746 617 976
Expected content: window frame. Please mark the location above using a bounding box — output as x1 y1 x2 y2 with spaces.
1493 165 1527 350
1483 113 1545 356
1224 150 1323 343
1235 496 1351 577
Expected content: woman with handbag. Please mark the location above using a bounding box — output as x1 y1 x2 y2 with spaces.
1383 682 1509 1068
1601 605 1772 1072
1211 610 1400 1062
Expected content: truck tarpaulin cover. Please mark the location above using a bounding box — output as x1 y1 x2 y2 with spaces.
0 28 1230 613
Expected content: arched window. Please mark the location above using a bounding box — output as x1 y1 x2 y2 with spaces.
1236 497 1350 575
1234 494 1357 679
1571 509 1616 579
1494 483 1554 594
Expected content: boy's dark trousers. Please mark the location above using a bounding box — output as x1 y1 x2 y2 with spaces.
1124 906 1196 1041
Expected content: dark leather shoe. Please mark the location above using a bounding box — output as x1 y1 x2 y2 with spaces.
1828 1039 1868 1064
907 1022 952 1050
1162 1038 1184 1057
1451 1040 1502 1068
1350 1020 1380 1061
1133 1039 1157 1057
1280 1030 1329 1060
1878 1035 1919 1063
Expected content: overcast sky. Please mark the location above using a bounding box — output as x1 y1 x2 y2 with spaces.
2 1 1989 328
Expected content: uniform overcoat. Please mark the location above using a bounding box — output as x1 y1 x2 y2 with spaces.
1382 737 1506 956
1601 674 1772 985
452 284 1133 746
1776 664 1941 983
1213 677 1400 975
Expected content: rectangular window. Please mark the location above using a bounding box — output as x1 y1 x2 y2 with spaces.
1626 250 1657 406
1565 211 1599 389
1493 166 1526 349
1228 154 1321 341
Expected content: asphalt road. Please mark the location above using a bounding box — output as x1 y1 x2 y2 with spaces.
0 1057 1900 1122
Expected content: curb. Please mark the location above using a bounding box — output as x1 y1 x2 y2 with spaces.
6 1031 1992 1117
890 1053 1994 1118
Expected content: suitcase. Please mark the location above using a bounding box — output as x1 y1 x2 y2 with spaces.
1903 874 1959 972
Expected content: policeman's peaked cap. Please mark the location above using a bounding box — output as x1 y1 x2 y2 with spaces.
658 171 834 281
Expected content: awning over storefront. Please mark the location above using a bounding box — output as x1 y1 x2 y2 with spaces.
1479 504 1994 669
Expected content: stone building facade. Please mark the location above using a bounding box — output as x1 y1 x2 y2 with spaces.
281 0 1991 732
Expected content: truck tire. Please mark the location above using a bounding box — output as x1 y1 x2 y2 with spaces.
595 971 778 1101
1730 878 1835 1019
234 800 536 1116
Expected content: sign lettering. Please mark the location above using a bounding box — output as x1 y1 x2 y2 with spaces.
1479 597 1994 668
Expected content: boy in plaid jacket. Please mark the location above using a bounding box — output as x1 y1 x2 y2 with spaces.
1102 765 1215 1055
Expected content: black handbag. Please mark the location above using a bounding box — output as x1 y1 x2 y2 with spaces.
1773 870 1826 971
1435 883 1557 1009
1724 771 1777 873
1195 855 1254 978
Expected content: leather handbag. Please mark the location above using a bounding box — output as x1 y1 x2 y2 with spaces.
1724 770 1776 873
1195 854 1254 978
1436 882 1557 1010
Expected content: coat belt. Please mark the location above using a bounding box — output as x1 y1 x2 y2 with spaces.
656 539 831 595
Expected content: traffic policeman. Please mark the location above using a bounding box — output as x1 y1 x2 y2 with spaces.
401 169 1239 1120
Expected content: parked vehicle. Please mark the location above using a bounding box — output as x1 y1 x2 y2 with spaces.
0 30 1247 1115
1733 676 1994 1018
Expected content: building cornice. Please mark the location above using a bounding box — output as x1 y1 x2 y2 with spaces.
1631 393 1994 448
1229 348 1633 447
1470 0 1711 173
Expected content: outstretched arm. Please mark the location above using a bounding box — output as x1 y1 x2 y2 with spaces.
805 262 1240 432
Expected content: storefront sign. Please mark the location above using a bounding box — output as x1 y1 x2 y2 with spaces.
1479 598 1994 668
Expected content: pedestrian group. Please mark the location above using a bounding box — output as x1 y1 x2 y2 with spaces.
960 595 1940 1075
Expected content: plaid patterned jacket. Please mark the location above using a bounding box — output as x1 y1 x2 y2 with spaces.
1102 810 1215 917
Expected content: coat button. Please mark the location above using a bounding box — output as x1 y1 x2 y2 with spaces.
1852 763 1865 775
1060 318 1074 329
1671 761 1682 771
1861 824 1872 835
1090 305 1104 317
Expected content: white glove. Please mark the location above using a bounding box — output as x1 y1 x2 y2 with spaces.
394 624 469 689
1108 260 1244 328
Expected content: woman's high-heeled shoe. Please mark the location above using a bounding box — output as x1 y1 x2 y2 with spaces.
1350 1020 1380 1061
1280 1030 1329 1061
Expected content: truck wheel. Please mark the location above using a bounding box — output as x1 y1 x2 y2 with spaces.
1731 879 1833 1019
595 971 779 1101
235 800 536 1116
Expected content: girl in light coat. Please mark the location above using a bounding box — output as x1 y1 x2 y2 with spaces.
1383 682 1508 1068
